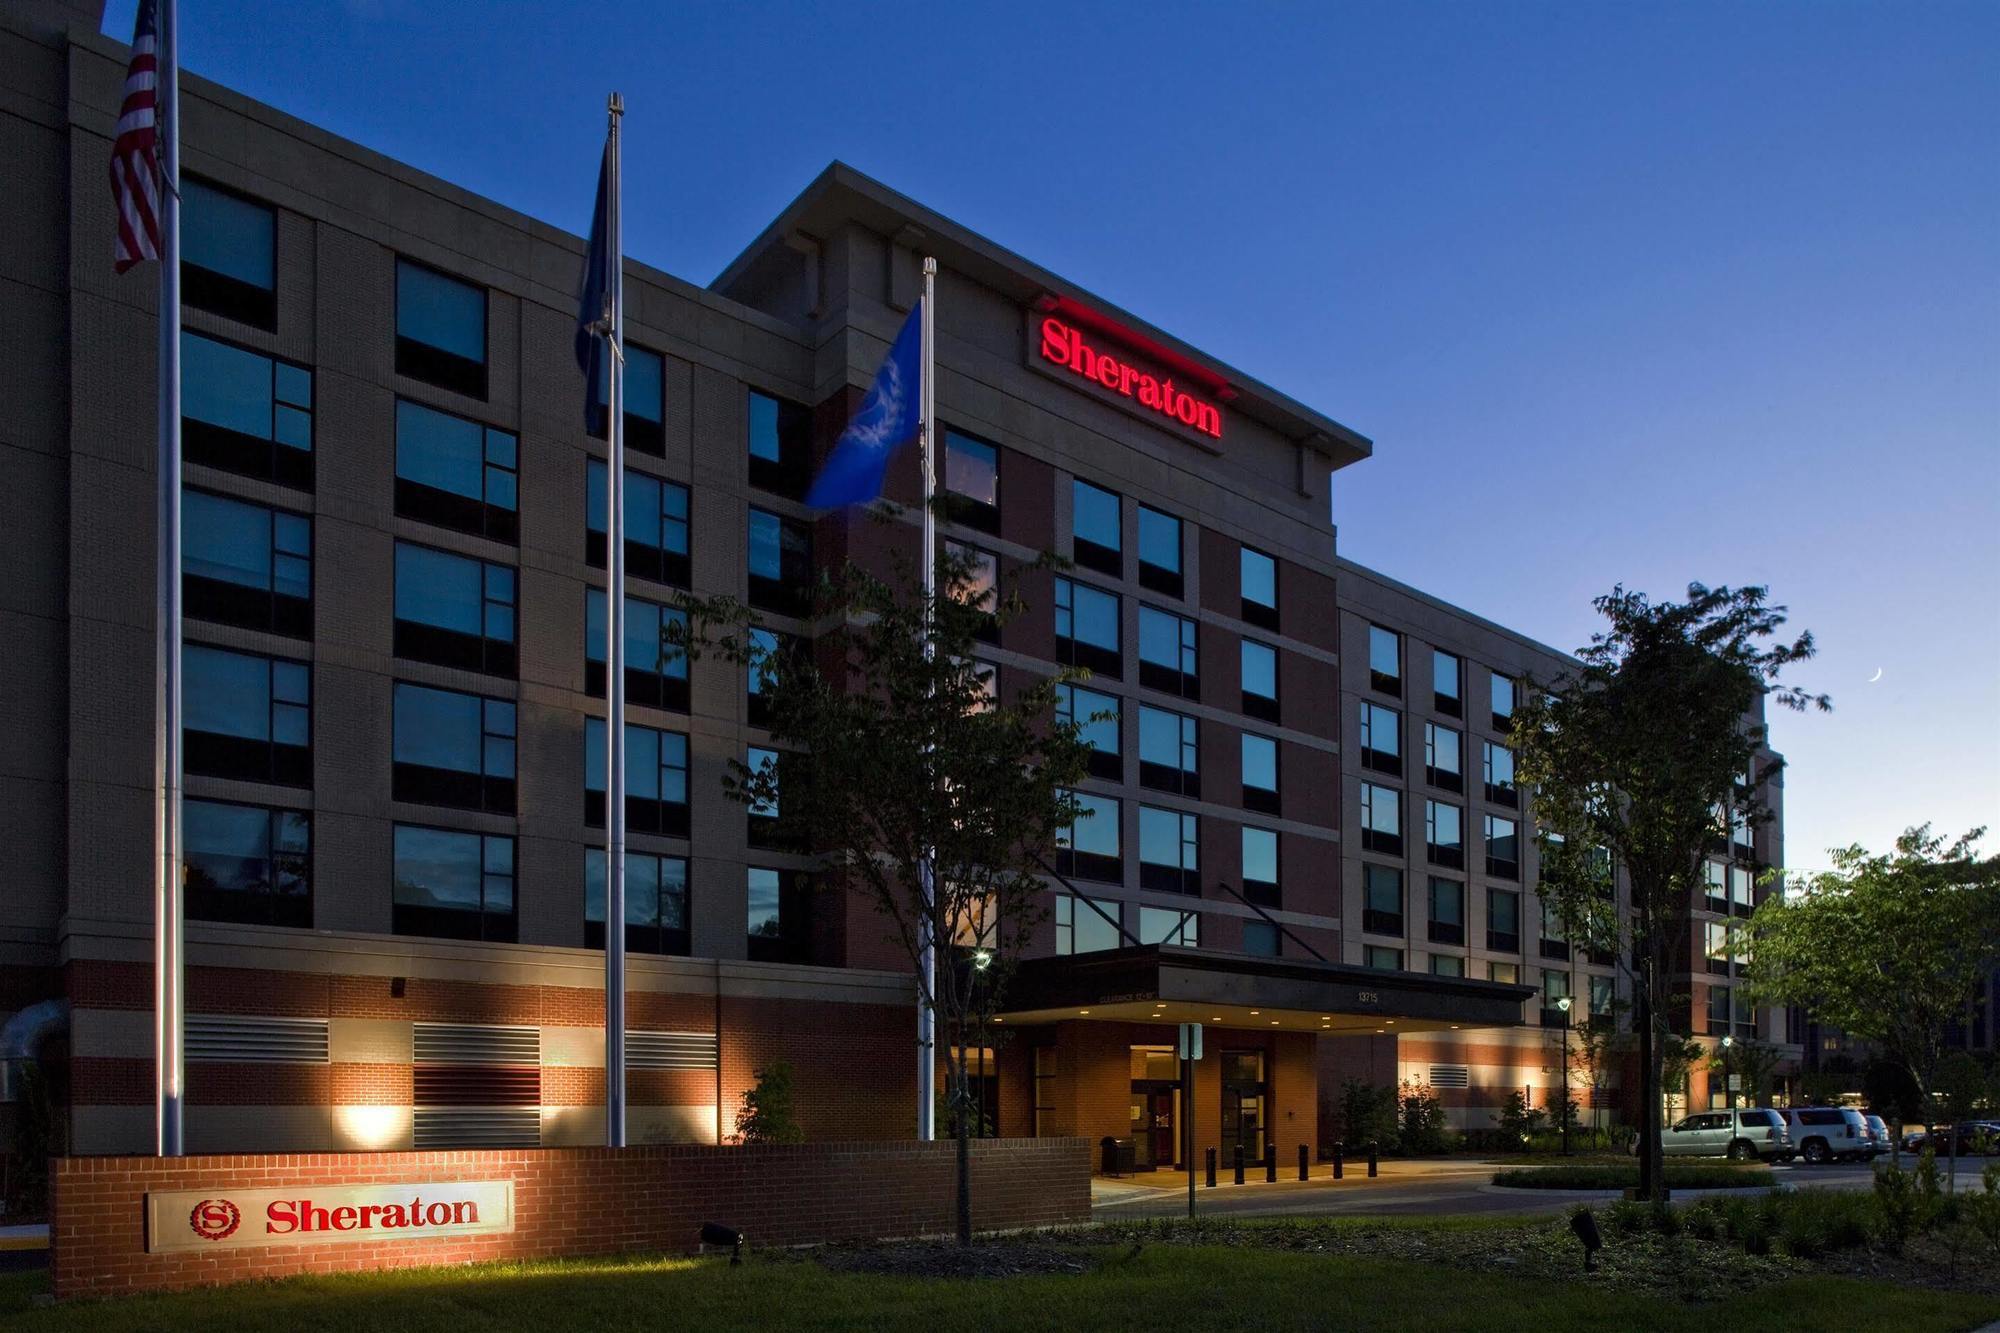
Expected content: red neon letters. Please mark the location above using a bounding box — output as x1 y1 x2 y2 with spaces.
264 1196 481 1234
1038 317 1223 440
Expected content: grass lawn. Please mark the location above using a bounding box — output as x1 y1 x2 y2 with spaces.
1493 1163 1774 1190
3 1239 1996 1332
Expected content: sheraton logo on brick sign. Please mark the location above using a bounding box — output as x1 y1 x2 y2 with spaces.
1035 314 1226 441
145 1181 514 1253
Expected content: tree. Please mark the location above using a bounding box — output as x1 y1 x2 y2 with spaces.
1512 583 1826 1201
670 541 1090 1245
733 1061 805 1145
1660 1033 1704 1119
1706 1037 1783 1107
1572 1002 1627 1132
1862 1057 1924 1128
1744 826 2000 1142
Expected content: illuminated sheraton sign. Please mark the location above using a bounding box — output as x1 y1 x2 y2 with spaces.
145 1180 514 1252
1036 315 1225 441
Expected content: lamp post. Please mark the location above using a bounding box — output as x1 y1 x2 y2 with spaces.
1721 1034 1734 1114
1556 995 1574 1157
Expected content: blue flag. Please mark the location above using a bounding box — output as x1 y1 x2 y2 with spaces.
806 301 923 509
575 137 614 428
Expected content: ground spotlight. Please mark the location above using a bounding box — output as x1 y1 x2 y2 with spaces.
700 1221 745 1265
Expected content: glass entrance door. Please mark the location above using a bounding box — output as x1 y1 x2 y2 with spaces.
1221 1050 1268 1164
1129 1045 1180 1170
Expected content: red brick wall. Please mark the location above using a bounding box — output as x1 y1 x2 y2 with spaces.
50 1138 1090 1300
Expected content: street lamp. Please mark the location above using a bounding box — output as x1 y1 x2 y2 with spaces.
1556 996 1574 1157
1721 1035 1734 1114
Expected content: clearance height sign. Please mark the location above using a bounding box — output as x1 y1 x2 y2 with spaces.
145 1180 514 1253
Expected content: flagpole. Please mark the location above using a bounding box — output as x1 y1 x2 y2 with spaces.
916 256 937 1142
153 0 185 1159
604 91 628 1150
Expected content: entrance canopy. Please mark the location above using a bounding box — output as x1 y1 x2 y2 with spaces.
995 945 1534 1035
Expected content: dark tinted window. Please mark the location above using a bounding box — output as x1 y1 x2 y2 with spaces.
1428 875 1464 944
945 431 999 517
593 343 666 453
1483 742 1518 807
391 683 515 813
1425 723 1463 792
184 643 310 786
1360 701 1401 776
392 824 514 942
1363 863 1403 934
1241 733 1279 814
584 717 690 837
1138 606 1198 699
747 390 812 498
1242 826 1279 905
1425 800 1464 869
182 179 275 327
1240 546 1278 629
1485 814 1519 879
394 542 516 677
395 259 486 397
585 849 689 956
748 507 814 616
1138 805 1199 895
184 798 309 927
587 460 690 587
1368 625 1400 695
1055 579 1121 679
1433 650 1462 716
586 589 690 712
1057 791 1121 882
1241 639 1279 722
395 400 517 542
182 490 311 637
1136 505 1182 596
1487 888 1520 951
1071 479 1121 575
1360 782 1401 855
182 332 311 487
1242 920 1281 958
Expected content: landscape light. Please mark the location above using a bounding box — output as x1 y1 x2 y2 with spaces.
699 1222 745 1266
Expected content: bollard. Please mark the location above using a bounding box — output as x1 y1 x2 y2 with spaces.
1333 1141 1344 1179
1367 1140 1379 1177
1299 1143 1310 1181
1205 1146 1217 1188
1233 1144 1245 1184
1265 1140 1278 1182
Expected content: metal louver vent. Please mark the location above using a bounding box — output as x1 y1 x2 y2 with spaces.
1428 1064 1470 1089
413 1107 541 1150
628 1030 719 1071
186 1015 328 1064
413 1023 540 1066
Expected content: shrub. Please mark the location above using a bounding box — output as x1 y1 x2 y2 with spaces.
1874 1158 1925 1253
1496 1089 1546 1148
734 1060 805 1145
1962 1163 2000 1261
1397 1080 1456 1156
1772 1188 1873 1258
1337 1079 1398 1148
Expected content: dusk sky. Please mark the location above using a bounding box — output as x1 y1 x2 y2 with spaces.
113 0 2000 872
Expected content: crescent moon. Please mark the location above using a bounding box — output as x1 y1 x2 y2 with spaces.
1868 668 1883 683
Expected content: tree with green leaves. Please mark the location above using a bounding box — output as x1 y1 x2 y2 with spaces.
669 538 1090 1245
1706 1036 1783 1108
1744 826 2000 1148
733 1061 805 1145
1513 583 1827 1201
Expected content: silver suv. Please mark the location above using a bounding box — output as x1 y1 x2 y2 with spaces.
1782 1107 1870 1164
1662 1107 1794 1161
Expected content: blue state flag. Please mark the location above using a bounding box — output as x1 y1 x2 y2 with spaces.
806 301 923 509
574 137 614 428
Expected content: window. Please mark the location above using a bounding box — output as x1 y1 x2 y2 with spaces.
1241 826 1279 906
1729 865 1755 917
1070 478 1122 575
1542 969 1572 1026
1360 782 1402 855
391 683 515 813
747 628 802 729
1241 639 1279 723
1057 792 1122 882
1483 742 1517 807
746 866 805 963
182 490 311 637
587 461 690 587
184 798 308 927
1489 960 1519 984
1138 705 1199 797
1138 606 1198 699
745 746 789 849
1055 893 1121 955
1365 945 1403 972
586 590 690 712
1058 684 1122 781
1538 900 1570 961
1138 806 1199 894
585 718 689 837
1705 920 1732 975
1424 723 1463 793
1731 807 1755 854
1242 920 1281 958
1359 701 1401 776
1707 984 1732 1035
1491 672 1516 730
395 400 517 542
394 543 516 677
1136 505 1182 596
1241 733 1279 815
945 540 1000 644
1484 814 1519 879
392 824 514 942
585 849 689 955
1428 876 1464 945
1363 863 1403 935
1425 800 1464 870
1432 650 1462 717
395 258 486 397
592 343 665 454
1431 954 1464 978
1240 546 1278 630
1139 906 1198 948
1487 888 1520 952
1589 975 1616 1020
1368 625 1400 695
182 333 311 488
182 178 275 328
1054 578 1121 678
944 430 999 532
1704 860 1729 913
183 644 309 786
748 507 813 617
746 390 812 498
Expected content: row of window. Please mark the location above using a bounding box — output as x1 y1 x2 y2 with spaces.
1359 782 1523 879
1360 702 1515 803
1366 624 1516 730
185 794 799 957
1055 792 1287 907
1069 478 1280 629
1056 686 1286 808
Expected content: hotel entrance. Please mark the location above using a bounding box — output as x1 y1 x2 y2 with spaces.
1129 1046 1180 1169
1220 1050 1267 1164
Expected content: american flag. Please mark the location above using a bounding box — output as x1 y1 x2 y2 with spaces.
110 0 163 273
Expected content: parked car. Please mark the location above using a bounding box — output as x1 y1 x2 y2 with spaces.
1782 1107 1870 1164
1902 1122 2000 1156
1662 1108 1794 1162
1862 1115 1892 1158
